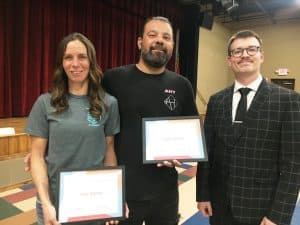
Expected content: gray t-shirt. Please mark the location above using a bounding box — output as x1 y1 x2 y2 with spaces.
25 92 120 204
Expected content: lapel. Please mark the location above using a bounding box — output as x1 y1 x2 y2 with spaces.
244 79 270 126
230 79 270 145
221 85 239 146
245 79 270 121
223 85 234 124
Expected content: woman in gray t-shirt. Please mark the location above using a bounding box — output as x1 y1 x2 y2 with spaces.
25 33 120 225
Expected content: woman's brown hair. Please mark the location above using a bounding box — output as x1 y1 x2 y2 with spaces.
51 32 105 118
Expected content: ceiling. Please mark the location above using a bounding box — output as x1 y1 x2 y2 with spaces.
177 0 300 28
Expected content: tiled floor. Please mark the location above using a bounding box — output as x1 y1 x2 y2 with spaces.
0 163 299 225
0 183 37 225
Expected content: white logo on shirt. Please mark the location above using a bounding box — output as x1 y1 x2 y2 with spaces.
164 95 177 111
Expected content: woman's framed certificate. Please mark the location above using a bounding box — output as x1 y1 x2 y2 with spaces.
56 166 125 224
142 116 207 163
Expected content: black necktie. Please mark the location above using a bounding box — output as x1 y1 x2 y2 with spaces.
235 88 251 122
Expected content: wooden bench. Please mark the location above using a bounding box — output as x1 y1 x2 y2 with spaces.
0 117 28 134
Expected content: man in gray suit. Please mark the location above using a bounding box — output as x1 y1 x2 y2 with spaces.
196 30 300 225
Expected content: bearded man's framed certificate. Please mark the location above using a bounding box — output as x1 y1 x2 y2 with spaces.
142 116 207 163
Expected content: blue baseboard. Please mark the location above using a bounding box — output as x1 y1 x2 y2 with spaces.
182 212 209 225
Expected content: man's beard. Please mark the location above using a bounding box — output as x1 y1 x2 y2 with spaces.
140 46 172 68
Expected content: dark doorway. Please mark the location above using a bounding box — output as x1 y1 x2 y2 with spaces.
270 78 295 90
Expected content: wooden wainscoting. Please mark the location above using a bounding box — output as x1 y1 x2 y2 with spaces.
0 118 32 189
0 133 31 160
0 117 30 160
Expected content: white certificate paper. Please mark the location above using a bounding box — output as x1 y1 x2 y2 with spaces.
142 116 207 163
57 167 125 223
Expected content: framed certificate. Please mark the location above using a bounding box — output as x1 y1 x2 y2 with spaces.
56 166 125 224
142 116 207 163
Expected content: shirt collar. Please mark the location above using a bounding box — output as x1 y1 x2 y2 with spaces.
234 75 263 93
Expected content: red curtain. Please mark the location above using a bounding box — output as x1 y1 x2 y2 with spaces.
0 0 181 118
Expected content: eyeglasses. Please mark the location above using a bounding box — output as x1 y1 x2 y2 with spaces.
230 46 261 58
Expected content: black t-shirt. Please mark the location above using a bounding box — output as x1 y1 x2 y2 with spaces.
103 64 198 200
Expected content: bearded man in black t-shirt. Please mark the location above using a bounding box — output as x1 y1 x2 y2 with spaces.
103 16 198 225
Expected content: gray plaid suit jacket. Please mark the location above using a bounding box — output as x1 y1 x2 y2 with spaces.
196 79 300 225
